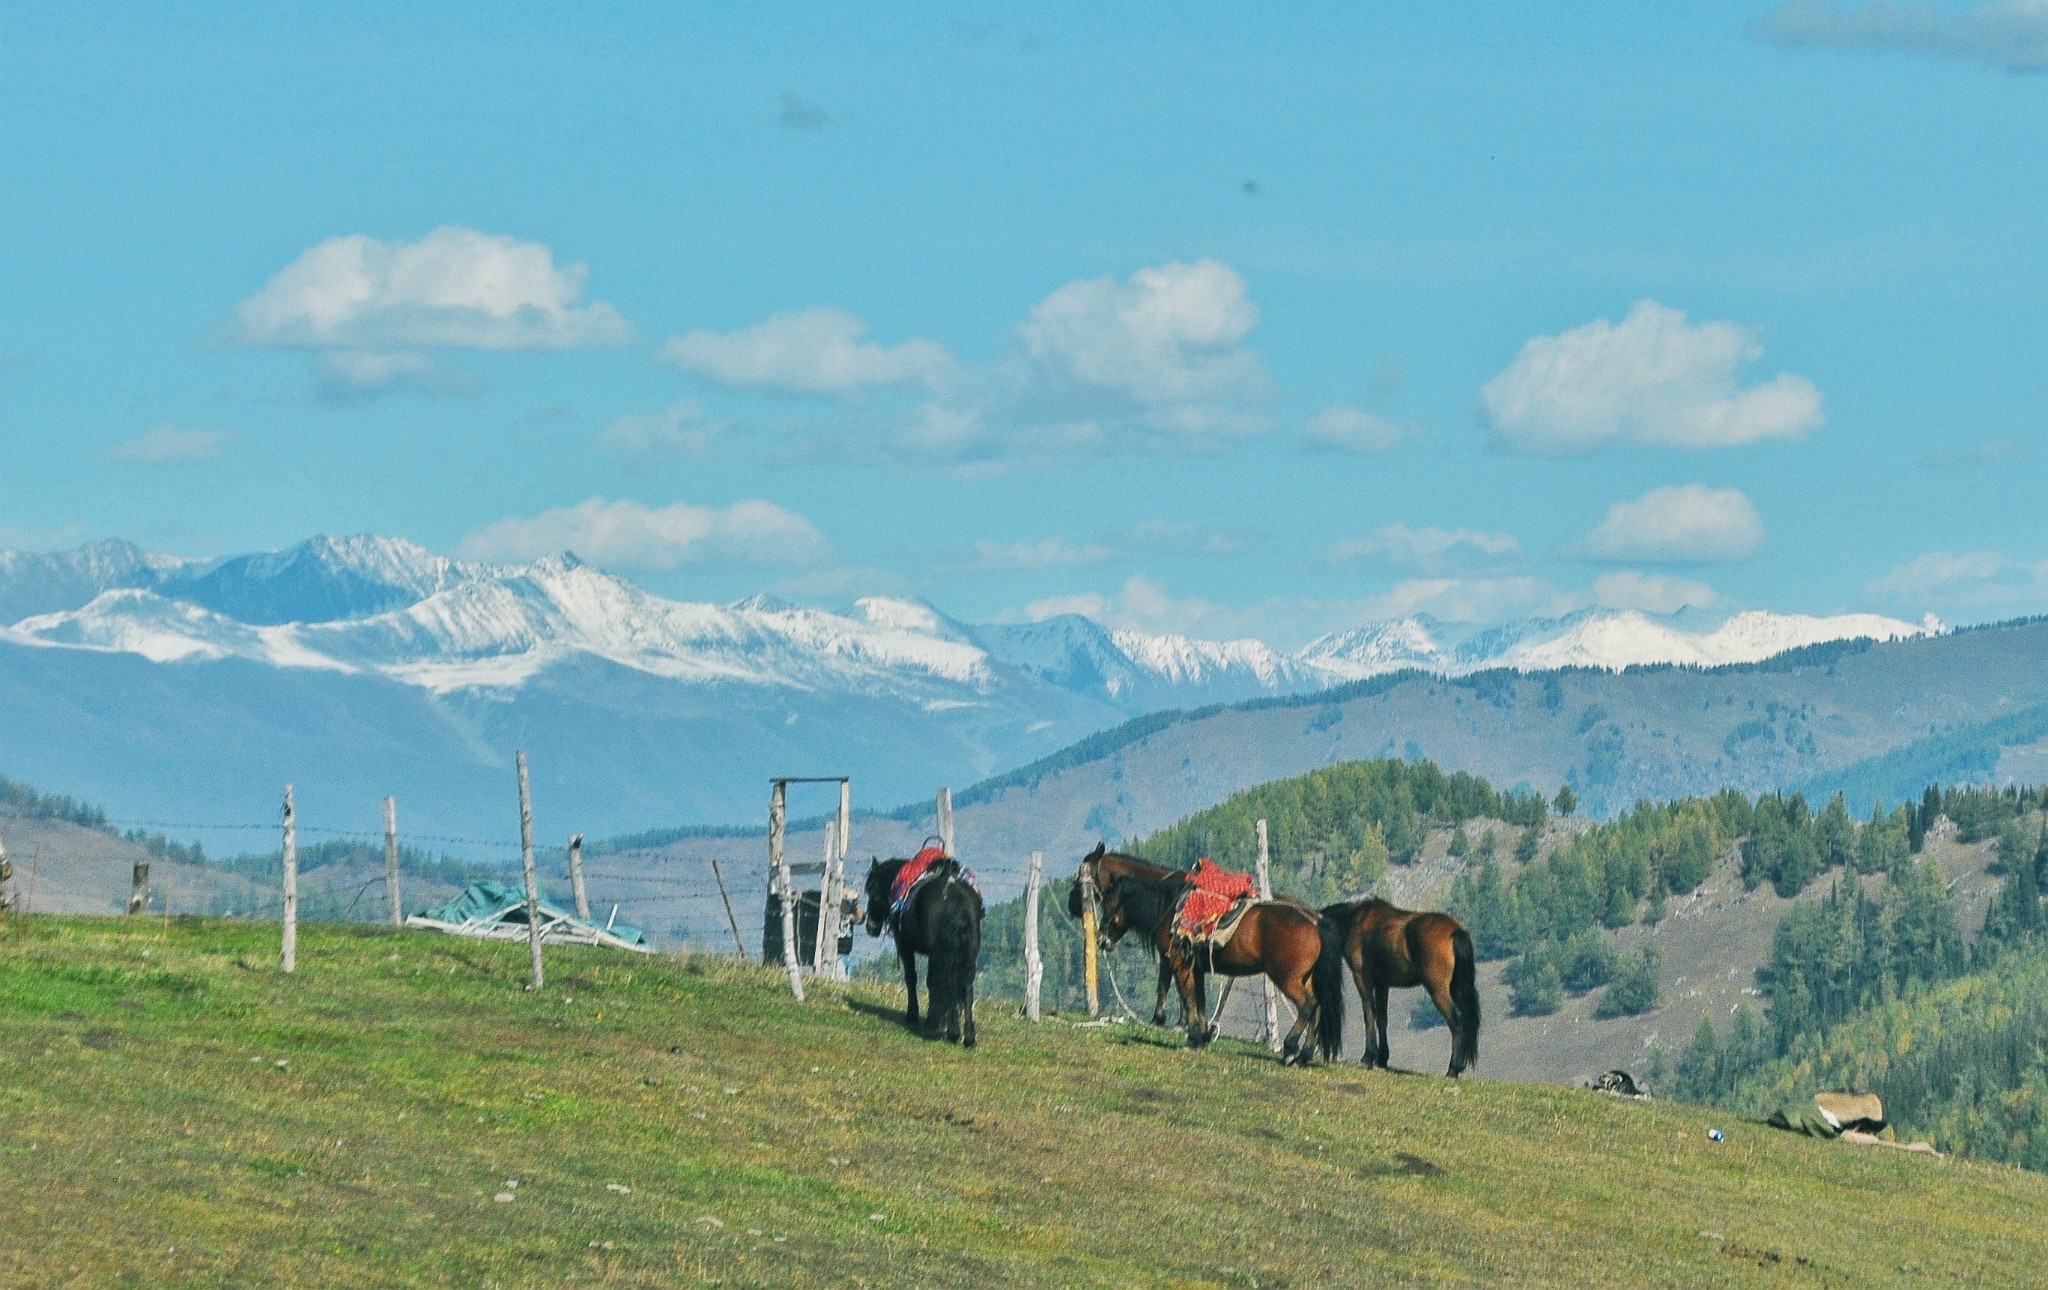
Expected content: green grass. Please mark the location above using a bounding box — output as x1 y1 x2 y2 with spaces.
4 916 2047 1287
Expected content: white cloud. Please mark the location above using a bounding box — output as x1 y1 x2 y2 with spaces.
1481 301 1823 455
229 226 632 351
1025 574 1216 636
1301 405 1415 455
1754 1 2048 72
677 260 1278 464
111 424 238 464
1018 259 1268 409
663 307 953 397
938 536 1112 575
456 497 829 571
1327 524 1522 575
1592 571 1720 614
1920 435 2035 470
310 350 483 404
1118 520 1261 557
1867 550 2048 620
596 400 731 460
1577 484 1765 563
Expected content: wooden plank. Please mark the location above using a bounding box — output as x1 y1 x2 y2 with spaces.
936 786 954 855
710 857 746 957
127 862 149 917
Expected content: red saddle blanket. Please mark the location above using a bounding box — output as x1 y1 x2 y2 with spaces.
1177 858 1256 936
890 846 948 909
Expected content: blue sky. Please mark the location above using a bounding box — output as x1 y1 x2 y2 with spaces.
3 1 2046 646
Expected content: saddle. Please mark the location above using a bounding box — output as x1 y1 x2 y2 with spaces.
891 846 948 917
888 847 981 932
1172 857 1259 953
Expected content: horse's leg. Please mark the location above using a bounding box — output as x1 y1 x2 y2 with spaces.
961 966 977 1048
1173 954 1210 1049
1424 972 1461 1076
1350 963 1376 1065
1152 956 1173 1027
1275 965 1314 1066
1371 983 1391 1070
898 941 921 1030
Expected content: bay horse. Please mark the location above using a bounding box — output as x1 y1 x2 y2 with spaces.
1067 842 1316 1027
863 856 984 1046
1098 871 1344 1066
1320 898 1479 1077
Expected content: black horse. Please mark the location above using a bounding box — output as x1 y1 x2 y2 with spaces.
864 856 985 1046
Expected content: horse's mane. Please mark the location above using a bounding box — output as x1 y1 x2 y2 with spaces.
1104 871 1186 936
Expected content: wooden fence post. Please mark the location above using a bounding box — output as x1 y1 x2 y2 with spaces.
811 821 837 981
1256 818 1280 1051
516 751 544 991
127 862 150 916
936 786 953 854
1025 851 1044 1021
1079 862 1100 1017
834 779 852 983
383 795 402 927
710 857 746 957
770 781 804 1000
568 833 590 921
280 785 297 974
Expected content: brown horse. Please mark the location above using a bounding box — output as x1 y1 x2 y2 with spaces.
1067 842 1315 1027
1320 898 1479 1077
1099 871 1344 1065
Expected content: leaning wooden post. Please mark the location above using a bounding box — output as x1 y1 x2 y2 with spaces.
516 751 544 991
568 833 590 921
280 785 297 974
1025 851 1044 1021
770 781 804 1000
1256 818 1280 1051
710 857 747 958
127 861 150 916
936 786 953 854
1079 861 1101 1017
383 795 402 927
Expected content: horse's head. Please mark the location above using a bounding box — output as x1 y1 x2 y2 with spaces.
1096 874 1148 952
1066 841 1108 920
862 858 892 937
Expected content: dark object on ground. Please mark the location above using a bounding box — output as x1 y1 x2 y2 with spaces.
1588 1069 1649 1099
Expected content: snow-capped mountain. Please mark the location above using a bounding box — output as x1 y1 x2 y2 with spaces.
0 534 1938 843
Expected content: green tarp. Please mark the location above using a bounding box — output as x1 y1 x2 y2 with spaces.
416 879 648 948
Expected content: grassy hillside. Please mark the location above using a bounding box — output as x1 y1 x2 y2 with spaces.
5 915 2047 1286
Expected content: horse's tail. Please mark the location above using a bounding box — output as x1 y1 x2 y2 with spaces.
1450 925 1480 1072
1313 914 1346 1062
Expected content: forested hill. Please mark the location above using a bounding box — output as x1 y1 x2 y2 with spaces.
979 759 2048 1171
